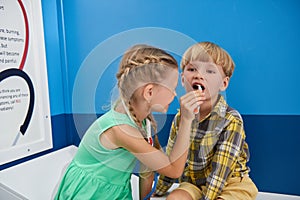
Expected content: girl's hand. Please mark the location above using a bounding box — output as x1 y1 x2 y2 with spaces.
179 90 205 120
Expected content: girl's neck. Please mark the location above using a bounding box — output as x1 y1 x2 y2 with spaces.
115 100 147 127
130 99 150 122
114 101 126 114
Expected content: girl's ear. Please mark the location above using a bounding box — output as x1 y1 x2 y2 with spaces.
143 84 154 102
220 76 229 91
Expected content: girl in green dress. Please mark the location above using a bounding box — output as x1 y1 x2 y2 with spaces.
55 44 205 200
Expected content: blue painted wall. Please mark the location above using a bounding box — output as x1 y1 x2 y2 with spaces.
60 0 300 115
57 1 300 195
1 0 299 196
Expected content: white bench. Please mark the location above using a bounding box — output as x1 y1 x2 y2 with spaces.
139 178 300 200
0 145 77 200
1 145 299 200
132 175 300 200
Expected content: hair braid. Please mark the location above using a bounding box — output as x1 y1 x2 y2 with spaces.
116 44 177 149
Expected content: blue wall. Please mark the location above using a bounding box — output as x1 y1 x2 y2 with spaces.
61 0 300 115
57 1 300 195
1 0 299 196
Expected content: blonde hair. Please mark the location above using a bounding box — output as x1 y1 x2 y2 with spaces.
181 41 235 78
116 44 178 148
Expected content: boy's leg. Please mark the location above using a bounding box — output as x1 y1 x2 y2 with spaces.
166 176 257 200
218 176 258 200
166 182 201 200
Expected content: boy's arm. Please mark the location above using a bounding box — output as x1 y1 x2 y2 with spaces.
139 171 154 200
203 116 245 200
155 174 177 196
154 114 180 196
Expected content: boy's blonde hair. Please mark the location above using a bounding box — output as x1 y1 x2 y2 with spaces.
181 41 235 78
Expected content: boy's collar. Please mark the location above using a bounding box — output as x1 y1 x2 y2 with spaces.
210 95 228 118
197 95 228 122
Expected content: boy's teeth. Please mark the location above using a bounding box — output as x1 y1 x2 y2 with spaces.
193 84 201 90
193 84 205 91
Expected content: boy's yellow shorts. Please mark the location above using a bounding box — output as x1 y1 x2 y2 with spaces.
174 176 258 200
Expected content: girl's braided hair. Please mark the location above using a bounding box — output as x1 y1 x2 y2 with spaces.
116 44 178 149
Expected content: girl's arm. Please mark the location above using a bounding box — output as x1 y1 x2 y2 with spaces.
105 90 204 178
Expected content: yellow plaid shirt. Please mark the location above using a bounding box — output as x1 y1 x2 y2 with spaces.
155 95 250 200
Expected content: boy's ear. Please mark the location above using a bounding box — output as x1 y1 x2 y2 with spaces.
143 84 154 102
220 76 230 91
181 73 185 87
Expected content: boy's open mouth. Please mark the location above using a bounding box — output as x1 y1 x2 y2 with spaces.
192 84 205 91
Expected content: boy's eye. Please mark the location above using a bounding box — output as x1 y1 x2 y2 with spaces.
206 69 216 74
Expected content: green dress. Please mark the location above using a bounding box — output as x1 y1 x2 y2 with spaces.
55 109 142 200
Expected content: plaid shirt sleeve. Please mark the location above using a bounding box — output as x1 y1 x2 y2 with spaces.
154 113 180 196
202 114 246 200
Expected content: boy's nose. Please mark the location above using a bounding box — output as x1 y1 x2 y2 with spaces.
193 69 204 79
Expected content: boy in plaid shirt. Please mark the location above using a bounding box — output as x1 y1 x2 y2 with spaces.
154 42 258 200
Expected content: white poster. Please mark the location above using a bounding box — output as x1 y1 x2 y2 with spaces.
0 0 52 165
